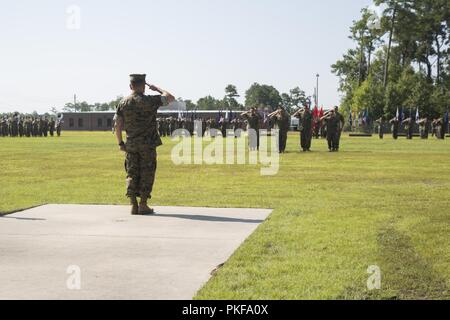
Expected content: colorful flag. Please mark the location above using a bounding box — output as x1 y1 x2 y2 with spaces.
364 109 370 125
313 106 319 118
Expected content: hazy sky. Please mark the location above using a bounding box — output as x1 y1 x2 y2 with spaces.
0 0 373 113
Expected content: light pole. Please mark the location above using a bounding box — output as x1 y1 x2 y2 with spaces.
316 74 320 108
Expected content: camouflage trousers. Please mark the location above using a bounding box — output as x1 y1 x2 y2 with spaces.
300 129 312 150
125 146 157 199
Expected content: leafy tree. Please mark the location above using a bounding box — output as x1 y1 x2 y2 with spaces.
197 96 223 110
224 84 242 110
245 83 282 111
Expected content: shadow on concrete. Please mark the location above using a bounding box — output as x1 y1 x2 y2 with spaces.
0 216 46 221
152 213 264 224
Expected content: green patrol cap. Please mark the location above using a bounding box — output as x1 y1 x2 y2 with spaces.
129 74 146 83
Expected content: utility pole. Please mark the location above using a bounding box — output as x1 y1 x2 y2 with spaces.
316 74 320 108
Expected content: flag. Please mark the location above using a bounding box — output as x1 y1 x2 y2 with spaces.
415 108 420 124
313 106 319 119
364 109 370 125
396 107 399 119
319 107 324 118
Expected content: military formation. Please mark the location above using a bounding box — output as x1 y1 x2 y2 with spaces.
155 104 348 154
0 113 63 138
382 115 447 140
156 115 248 138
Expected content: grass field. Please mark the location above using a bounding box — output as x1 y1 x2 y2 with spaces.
1 132 449 300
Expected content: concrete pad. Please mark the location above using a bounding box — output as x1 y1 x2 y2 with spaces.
0 205 271 300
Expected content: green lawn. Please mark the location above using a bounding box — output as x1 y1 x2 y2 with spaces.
0 132 449 300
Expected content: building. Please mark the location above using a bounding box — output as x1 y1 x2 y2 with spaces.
61 101 188 131
61 108 242 131
61 112 116 131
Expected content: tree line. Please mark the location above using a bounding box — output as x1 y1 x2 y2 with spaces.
61 84 309 114
332 0 450 121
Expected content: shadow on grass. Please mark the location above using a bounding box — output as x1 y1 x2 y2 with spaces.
375 225 449 300
338 224 449 300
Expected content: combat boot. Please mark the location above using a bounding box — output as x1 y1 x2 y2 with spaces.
130 197 139 215
138 198 155 215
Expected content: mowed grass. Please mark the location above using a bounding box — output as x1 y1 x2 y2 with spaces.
0 131 449 300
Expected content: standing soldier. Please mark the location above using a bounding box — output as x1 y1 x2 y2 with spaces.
334 106 345 149
293 104 313 152
402 117 413 139
11 113 19 137
375 116 385 139
418 118 429 139
241 107 262 151
389 116 400 139
269 106 290 153
321 110 339 152
42 117 49 137
56 114 63 137
37 117 43 137
433 118 445 140
0 116 6 137
24 117 32 137
18 116 24 137
31 118 37 137
115 74 175 215
49 117 56 137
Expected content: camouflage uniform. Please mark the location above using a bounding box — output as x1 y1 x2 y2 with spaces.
116 92 167 200
298 109 313 151
324 112 339 151
243 111 262 150
49 119 56 137
275 109 290 153
375 117 384 139
402 118 413 140
390 117 399 139
335 110 345 149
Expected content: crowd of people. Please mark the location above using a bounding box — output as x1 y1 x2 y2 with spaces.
0 114 63 137
375 116 448 140
154 105 347 153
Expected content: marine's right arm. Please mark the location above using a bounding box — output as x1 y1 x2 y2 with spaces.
147 84 175 106
115 104 126 152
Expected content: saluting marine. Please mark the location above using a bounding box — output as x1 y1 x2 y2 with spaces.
115 74 175 215
321 109 340 152
389 116 400 140
241 107 262 151
268 106 290 154
375 116 385 139
417 118 429 139
292 104 313 152
402 117 414 140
